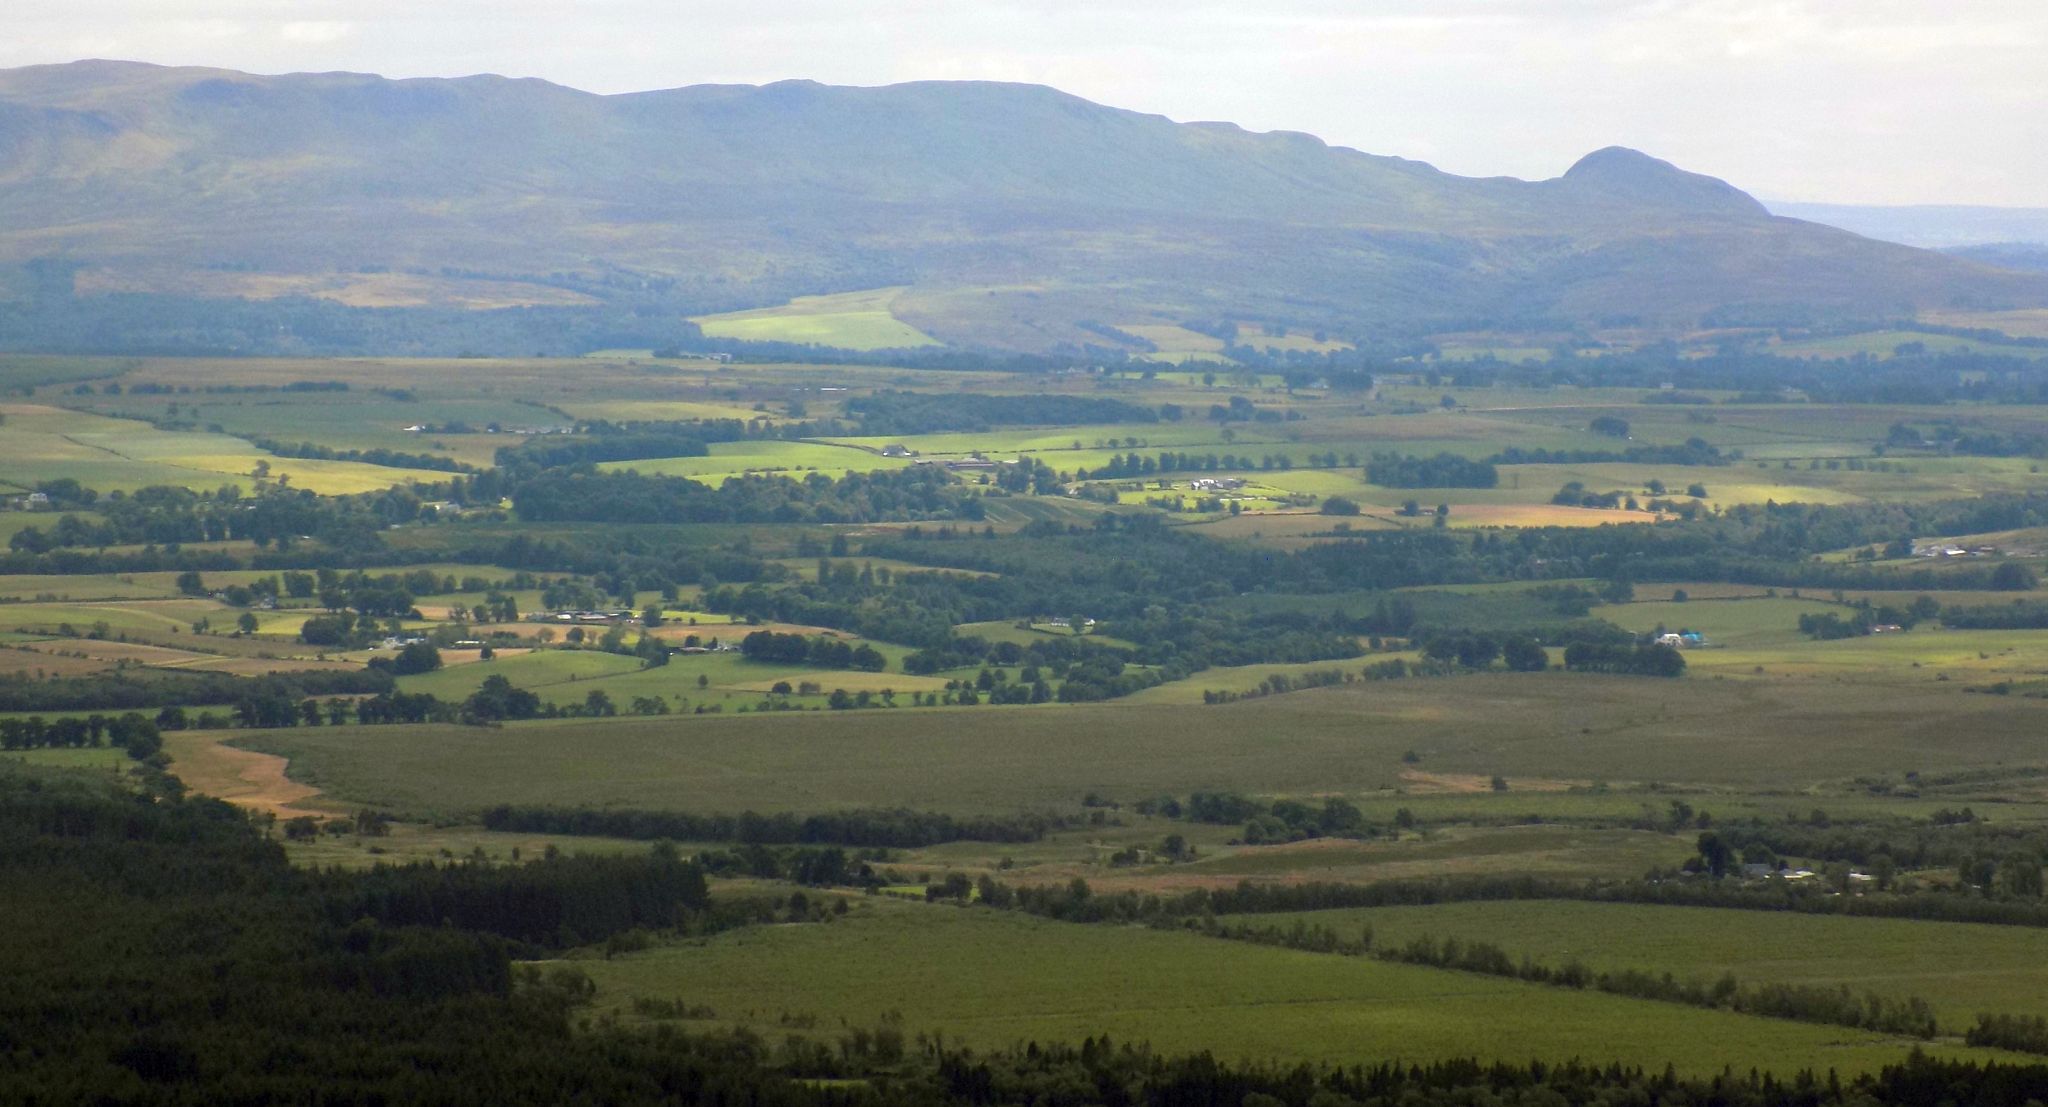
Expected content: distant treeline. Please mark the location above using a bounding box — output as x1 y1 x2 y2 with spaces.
0 668 393 713
845 390 1159 435
1485 441 1728 466
1365 452 1499 489
478 805 1061 847
495 430 712 469
1422 344 2048 404
1941 600 2048 629
998 871 2048 931
510 466 986 525
248 436 474 473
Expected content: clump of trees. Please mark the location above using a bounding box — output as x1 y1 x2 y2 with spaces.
1365 452 1499 489
1562 640 1686 677
739 631 886 671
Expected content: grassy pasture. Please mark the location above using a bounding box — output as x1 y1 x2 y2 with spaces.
396 645 945 711
73 390 536 468
0 403 446 494
1230 900 2048 1031
0 747 132 770
690 288 940 350
1058 824 1691 891
569 901 1980 1075
282 827 657 869
236 673 2048 818
0 646 121 677
1601 596 1841 648
1120 659 1384 705
1772 329 2047 360
0 354 134 390
598 440 909 481
0 572 188 601
1481 463 1861 508
554 399 785 423
821 422 1261 459
1175 512 1400 546
1921 309 2048 339
0 599 225 636
1694 627 2048 682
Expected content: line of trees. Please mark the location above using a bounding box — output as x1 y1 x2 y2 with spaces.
479 804 1061 847
1365 452 1500 489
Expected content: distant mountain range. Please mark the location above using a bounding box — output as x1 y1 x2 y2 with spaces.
1766 202 2048 251
1 60 2045 353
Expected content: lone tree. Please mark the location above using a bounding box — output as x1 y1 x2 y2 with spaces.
1696 831 1732 878
392 641 442 676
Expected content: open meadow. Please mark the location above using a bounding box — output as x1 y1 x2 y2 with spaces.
1225 900 2048 1033
233 672 2048 819
566 899 1998 1076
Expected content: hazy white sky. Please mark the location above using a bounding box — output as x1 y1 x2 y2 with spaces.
3 0 2042 206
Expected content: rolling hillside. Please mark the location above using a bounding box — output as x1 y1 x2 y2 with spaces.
1 60 2044 352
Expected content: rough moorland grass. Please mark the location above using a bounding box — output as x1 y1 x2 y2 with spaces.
237 673 2048 817
567 901 1988 1075
1227 900 2048 1031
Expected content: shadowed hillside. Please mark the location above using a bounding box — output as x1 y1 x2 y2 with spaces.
1 60 2044 351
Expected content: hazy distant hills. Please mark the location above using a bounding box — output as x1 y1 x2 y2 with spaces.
1767 202 2048 251
2 60 2045 352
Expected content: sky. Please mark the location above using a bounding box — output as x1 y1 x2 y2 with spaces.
2 0 2043 207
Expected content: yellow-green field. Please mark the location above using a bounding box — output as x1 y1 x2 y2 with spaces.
0 403 446 494
691 288 941 350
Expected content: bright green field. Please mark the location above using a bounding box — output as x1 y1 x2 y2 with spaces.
0 599 225 635
690 288 940 350
598 440 909 481
237 673 2048 817
568 901 1983 1075
1230 900 2048 1031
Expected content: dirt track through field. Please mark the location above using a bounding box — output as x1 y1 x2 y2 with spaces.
165 731 325 819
